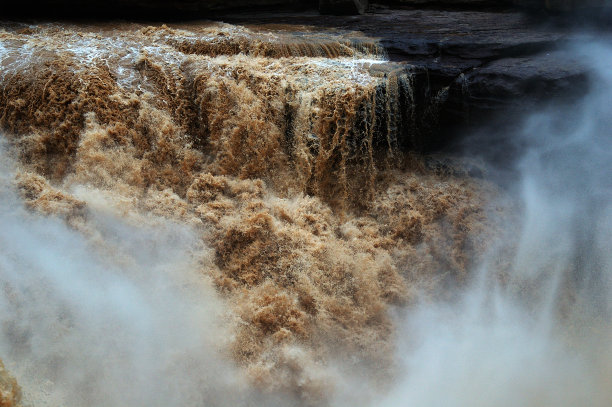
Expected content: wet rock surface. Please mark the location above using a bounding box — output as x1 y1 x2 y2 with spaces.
445 50 588 122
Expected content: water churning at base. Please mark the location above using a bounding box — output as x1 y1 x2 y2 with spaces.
0 20 609 407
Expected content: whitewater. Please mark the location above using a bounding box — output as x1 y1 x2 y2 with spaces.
0 21 609 407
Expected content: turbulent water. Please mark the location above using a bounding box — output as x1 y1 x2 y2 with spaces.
0 20 609 407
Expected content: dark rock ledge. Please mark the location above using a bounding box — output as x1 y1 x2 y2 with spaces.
223 5 596 149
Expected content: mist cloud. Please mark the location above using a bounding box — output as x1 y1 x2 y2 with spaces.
380 39 612 407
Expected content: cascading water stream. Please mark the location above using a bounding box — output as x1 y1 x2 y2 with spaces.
0 20 609 407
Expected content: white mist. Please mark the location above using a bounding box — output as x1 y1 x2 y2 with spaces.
379 40 612 407
0 148 294 407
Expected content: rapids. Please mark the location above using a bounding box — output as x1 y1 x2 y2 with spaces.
0 19 609 407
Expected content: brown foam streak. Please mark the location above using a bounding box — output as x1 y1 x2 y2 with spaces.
0 360 21 407
0 22 501 404
164 25 382 59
